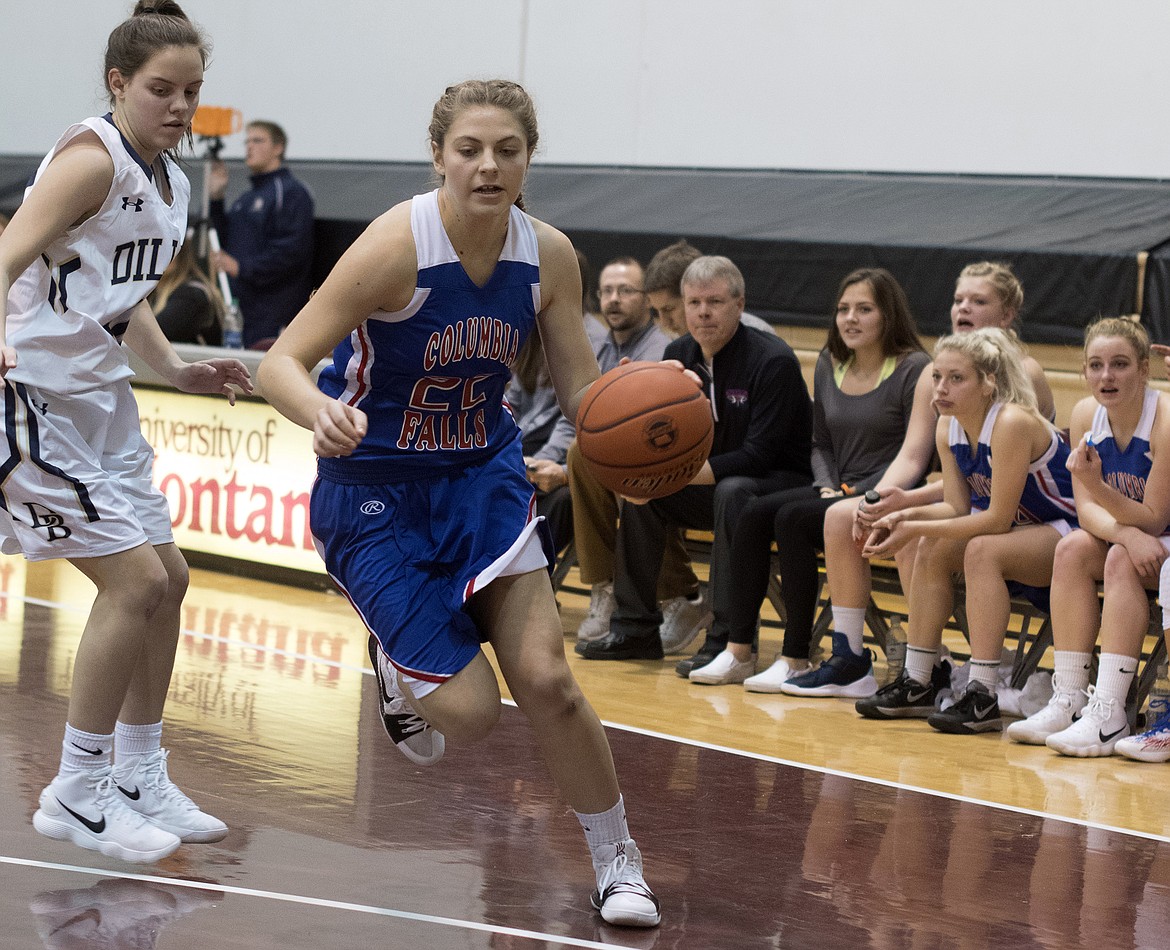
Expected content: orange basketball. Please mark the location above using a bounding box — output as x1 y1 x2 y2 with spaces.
576 361 713 500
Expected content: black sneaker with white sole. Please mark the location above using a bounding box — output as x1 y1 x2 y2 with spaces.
367 635 445 766
855 669 939 720
927 680 1002 734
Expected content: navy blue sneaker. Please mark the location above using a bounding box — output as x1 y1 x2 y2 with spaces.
780 634 878 698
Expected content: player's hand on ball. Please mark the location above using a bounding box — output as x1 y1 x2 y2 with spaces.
314 401 367 457
620 495 651 506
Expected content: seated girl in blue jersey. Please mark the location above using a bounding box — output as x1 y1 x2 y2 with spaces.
808 263 1056 698
855 328 1077 725
258 80 659 928
1005 318 1170 756
691 268 929 689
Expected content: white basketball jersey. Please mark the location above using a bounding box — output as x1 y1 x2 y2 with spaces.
5 116 190 394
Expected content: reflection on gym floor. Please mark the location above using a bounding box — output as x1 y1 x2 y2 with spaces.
1 558 1168 949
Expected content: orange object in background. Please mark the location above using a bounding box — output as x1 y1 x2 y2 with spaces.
192 105 242 138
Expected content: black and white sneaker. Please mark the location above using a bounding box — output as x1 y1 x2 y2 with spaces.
927 681 1002 734
855 669 939 720
367 635 445 766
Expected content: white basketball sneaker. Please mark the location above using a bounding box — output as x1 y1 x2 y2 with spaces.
1006 676 1086 745
33 767 182 863
591 838 661 928
114 749 228 843
1045 686 1131 757
577 583 616 643
368 635 445 766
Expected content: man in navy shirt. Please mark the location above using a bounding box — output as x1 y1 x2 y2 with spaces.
210 121 314 348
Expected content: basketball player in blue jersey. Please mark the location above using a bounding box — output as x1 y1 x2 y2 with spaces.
0 3 250 863
1006 319 1170 757
855 328 1077 727
259 80 660 928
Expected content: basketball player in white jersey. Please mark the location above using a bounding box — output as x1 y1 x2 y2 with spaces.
0 2 250 863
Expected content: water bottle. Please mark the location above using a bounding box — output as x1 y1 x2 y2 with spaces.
222 298 244 350
1147 657 1170 728
884 616 907 684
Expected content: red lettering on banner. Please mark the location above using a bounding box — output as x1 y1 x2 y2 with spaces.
157 471 314 551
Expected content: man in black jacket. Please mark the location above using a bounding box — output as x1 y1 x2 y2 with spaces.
578 256 813 668
209 121 314 348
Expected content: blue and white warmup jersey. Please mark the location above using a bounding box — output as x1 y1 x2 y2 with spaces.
316 189 540 482
1088 386 1160 507
5 115 189 394
949 402 1077 526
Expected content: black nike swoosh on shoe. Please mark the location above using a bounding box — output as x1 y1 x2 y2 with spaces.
71 742 103 756
57 799 106 834
117 784 141 801
1099 726 1128 743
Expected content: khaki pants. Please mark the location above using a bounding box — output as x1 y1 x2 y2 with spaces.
566 439 698 600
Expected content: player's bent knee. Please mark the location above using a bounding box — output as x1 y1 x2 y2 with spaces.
1053 530 1097 575
1102 543 1142 583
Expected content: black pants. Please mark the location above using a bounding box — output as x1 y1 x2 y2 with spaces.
536 485 573 554
728 488 845 658
610 471 810 647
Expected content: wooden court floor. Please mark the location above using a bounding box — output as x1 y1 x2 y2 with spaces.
1 556 1169 949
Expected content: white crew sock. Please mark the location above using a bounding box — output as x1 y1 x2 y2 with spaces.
61 724 114 773
1095 652 1138 705
1053 650 1093 694
576 795 631 876
831 606 867 656
115 720 163 762
904 646 938 686
968 658 1001 693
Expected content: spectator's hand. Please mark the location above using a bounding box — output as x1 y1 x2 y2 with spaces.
1066 434 1104 485
819 487 843 499
525 457 567 492
208 160 229 200
174 358 253 405
659 358 703 388
211 249 239 279
314 401 367 458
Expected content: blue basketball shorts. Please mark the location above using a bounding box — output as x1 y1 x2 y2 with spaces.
311 449 554 687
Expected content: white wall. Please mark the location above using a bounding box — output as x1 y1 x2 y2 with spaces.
3 0 1168 178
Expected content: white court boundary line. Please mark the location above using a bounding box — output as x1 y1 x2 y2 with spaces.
6 590 1170 846
0 856 628 949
